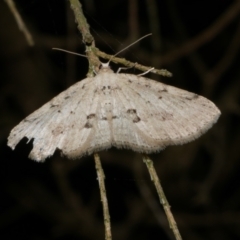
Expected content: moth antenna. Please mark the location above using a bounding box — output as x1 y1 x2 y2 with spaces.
53 34 152 66
52 48 87 58
107 33 152 65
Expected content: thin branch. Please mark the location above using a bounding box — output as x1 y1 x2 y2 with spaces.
5 0 34 46
68 0 92 44
133 159 175 240
143 155 182 240
94 153 112 240
69 0 101 75
94 48 172 77
69 0 172 78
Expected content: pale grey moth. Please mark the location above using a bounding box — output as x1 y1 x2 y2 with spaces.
8 64 221 162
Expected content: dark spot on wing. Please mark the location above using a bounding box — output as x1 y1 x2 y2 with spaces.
64 96 70 99
160 112 174 121
127 109 141 123
82 84 85 89
50 104 59 108
58 110 61 113
158 96 162 99
127 109 137 114
85 114 96 128
84 122 92 128
24 117 37 122
87 113 96 119
185 94 199 100
52 126 64 136
158 88 168 93
133 116 141 123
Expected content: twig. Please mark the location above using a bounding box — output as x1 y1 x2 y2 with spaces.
94 153 112 240
94 48 172 77
5 0 34 46
69 0 101 76
69 0 172 78
143 155 182 240
133 158 176 239
68 3 112 239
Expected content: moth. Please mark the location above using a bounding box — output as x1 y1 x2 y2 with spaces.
7 60 221 162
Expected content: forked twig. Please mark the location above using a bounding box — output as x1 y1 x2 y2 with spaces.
69 0 172 78
94 48 172 77
69 1 176 240
143 154 182 240
94 153 112 240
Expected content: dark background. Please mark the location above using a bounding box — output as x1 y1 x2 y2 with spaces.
1 0 240 240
